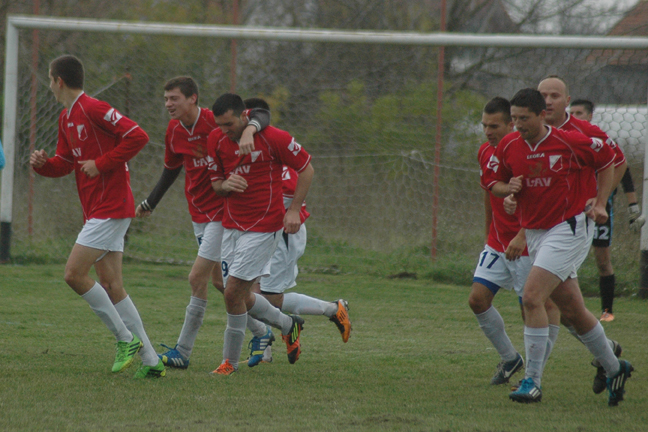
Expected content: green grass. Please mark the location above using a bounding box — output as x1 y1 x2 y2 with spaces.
2 263 648 431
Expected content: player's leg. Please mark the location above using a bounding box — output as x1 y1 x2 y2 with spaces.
593 198 615 321
95 251 162 376
66 218 140 372
550 277 632 405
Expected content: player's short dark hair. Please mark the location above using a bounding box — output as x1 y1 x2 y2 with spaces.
212 93 245 117
164 76 199 104
244 97 270 111
510 88 546 115
570 99 594 115
483 97 511 123
49 55 84 89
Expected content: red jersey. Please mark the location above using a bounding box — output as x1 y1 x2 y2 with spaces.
281 166 310 223
33 92 148 221
485 126 615 230
208 126 312 232
558 113 625 199
478 142 527 255
165 107 223 223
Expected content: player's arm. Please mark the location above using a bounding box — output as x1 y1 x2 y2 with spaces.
587 163 614 224
30 119 75 177
483 190 492 244
238 108 271 155
285 163 314 234
505 228 526 261
136 166 183 217
212 174 248 196
86 105 149 176
491 175 522 198
610 160 627 193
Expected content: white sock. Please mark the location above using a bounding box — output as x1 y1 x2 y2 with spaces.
114 296 158 366
176 296 207 360
222 313 247 368
524 326 549 387
564 324 582 342
247 316 268 338
81 282 131 342
282 292 337 317
248 293 293 334
541 324 560 370
475 306 519 362
579 322 620 378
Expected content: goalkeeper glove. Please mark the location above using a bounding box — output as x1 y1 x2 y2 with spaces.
628 203 645 232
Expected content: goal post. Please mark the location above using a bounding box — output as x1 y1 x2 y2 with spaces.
2 14 648 294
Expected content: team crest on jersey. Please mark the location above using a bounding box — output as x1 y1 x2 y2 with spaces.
590 138 604 152
103 108 123 126
76 124 88 141
251 151 262 162
288 139 302 156
549 155 562 172
487 155 499 172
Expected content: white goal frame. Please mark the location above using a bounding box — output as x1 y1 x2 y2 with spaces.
2 15 648 290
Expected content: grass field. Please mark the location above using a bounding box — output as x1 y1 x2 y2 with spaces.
2 263 647 431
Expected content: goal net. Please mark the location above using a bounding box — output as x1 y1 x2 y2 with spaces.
2 16 646 289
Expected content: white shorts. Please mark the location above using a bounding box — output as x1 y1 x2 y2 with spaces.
75 218 130 252
472 245 532 297
192 221 224 262
221 228 282 285
526 212 591 282
260 223 308 294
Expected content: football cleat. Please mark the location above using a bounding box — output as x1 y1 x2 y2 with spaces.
491 353 524 385
158 343 190 369
282 315 304 364
330 299 351 343
247 328 275 368
211 359 236 376
607 360 634 407
112 334 142 373
600 310 615 322
592 340 622 394
509 377 542 403
134 359 166 378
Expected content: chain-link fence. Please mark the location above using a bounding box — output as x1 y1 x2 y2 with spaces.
2 18 646 290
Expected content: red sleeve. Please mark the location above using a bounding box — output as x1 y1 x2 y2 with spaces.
33 113 75 178
164 125 184 170
207 130 225 182
270 130 311 173
86 101 149 173
586 122 626 167
484 142 512 189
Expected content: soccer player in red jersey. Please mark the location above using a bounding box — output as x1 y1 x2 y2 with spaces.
207 93 314 375
569 98 645 321
487 88 633 406
240 98 351 367
29 55 163 378
135 77 271 370
538 78 627 393
469 97 528 385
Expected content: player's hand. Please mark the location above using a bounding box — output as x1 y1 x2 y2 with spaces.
505 233 526 261
238 126 256 155
586 200 609 225
29 150 48 168
503 194 517 215
135 204 151 218
78 160 100 178
507 175 523 195
628 203 646 232
222 174 248 193
283 208 301 234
